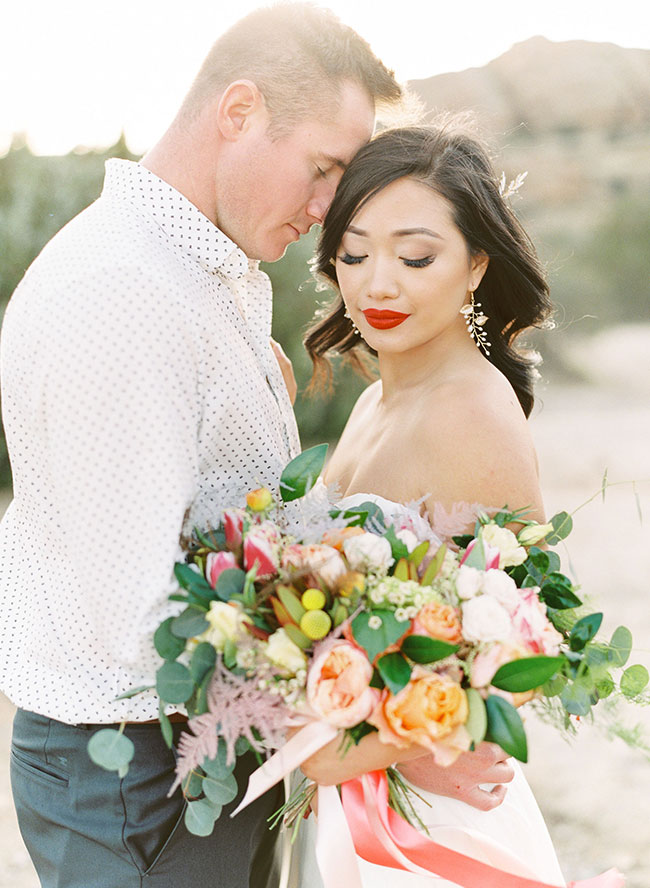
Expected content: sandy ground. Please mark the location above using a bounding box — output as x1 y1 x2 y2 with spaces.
1 337 649 885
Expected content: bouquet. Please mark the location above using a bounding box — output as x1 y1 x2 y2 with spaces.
88 446 643 885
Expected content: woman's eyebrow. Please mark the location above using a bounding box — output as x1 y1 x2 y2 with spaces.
346 225 443 239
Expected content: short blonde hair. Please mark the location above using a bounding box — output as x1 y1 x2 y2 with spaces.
180 3 403 134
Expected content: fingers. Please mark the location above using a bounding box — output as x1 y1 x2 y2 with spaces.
468 783 507 812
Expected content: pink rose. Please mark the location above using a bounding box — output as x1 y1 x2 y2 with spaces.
243 522 280 579
512 588 563 655
223 508 246 548
206 551 238 588
307 641 378 728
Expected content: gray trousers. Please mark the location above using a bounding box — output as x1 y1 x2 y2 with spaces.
10 709 282 888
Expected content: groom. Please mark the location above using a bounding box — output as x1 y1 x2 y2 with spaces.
0 5 512 887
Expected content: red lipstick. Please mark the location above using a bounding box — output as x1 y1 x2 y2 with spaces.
362 309 411 330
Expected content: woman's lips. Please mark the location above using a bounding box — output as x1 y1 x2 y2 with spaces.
362 309 411 329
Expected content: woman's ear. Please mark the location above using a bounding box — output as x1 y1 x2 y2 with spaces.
469 252 489 291
216 80 267 142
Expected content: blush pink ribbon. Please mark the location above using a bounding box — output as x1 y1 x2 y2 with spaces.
340 770 625 888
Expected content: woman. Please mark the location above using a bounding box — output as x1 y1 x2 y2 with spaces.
295 124 565 887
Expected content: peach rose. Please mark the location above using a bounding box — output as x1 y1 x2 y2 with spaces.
368 668 471 763
306 641 378 728
412 601 463 643
321 526 365 551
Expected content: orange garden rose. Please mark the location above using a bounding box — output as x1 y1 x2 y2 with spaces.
368 669 471 764
306 641 379 728
412 601 463 643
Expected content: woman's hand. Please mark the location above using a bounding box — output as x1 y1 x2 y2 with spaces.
270 338 297 405
397 742 515 811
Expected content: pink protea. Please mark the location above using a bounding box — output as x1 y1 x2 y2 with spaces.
223 508 246 548
460 537 500 571
243 522 280 579
206 551 238 588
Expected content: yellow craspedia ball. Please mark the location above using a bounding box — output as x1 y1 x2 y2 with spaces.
301 588 326 611
300 609 332 640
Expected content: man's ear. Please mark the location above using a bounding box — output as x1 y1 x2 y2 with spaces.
216 80 267 141
470 252 489 291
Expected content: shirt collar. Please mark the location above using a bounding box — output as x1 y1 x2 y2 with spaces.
102 159 250 280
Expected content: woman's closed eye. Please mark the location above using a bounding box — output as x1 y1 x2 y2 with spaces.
338 252 366 265
402 256 435 268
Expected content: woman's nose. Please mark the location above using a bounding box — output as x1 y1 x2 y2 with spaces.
367 259 400 299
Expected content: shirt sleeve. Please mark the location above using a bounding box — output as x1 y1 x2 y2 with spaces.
35 264 201 668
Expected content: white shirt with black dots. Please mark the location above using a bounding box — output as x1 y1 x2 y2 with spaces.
0 159 301 723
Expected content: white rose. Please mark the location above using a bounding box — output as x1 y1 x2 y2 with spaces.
395 529 419 553
480 570 520 613
455 565 482 600
265 628 308 676
201 601 250 651
481 525 527 568
462 595 513 644
343 533 394 573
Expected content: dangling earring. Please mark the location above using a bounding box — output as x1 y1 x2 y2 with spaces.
460 291 491 356
343 306 361 336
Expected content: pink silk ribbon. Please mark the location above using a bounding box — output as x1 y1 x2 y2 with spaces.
340 770 625 888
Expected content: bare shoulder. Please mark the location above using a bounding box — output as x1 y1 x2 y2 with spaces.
414 366 543 519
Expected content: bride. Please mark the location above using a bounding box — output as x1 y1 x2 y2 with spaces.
293 123 566 887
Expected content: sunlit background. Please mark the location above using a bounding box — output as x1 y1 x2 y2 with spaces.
1 1 649 885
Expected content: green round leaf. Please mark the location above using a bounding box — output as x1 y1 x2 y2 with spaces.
202 741 236 779
156 661 195 704
184 798 222 836
154 617 187 660
215 568 247 602
620 664 649 698
560 678 595 715
491 656 564 693
401 635 459 664
465 688 487 746
546 511 573 545
171 606 209 639
87 729 135 775
351 610 410 663
203 772 238 805
279 444 328 502
569 613 603 652
173 562 214 604
485 695 528 762
182 770 204 800
608 626 633 668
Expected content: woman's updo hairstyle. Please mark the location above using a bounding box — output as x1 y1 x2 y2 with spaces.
304 124 552 418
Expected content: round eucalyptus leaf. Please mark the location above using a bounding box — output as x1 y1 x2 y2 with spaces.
621 664 649 698
203 772 238 805
184 799 222 836
156 661 195 704
87 729 135 775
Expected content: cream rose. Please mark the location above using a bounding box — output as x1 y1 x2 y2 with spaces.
480 525 527 568
265 628 308 675
200 601 250 651
343 533 394 573
480 569 520 613
455 565 482 600
461 595 512 643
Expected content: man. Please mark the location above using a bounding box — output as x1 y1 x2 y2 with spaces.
0 5 512 887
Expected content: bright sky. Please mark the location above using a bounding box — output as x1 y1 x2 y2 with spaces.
2 0 647 155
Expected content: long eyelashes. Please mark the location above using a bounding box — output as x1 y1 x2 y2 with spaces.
337 253 435 268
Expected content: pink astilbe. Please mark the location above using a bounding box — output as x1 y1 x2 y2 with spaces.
172 660 291 791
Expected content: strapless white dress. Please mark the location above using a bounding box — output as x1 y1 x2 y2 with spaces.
290 493 566 888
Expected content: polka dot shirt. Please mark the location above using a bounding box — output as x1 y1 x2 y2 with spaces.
0 160 301 723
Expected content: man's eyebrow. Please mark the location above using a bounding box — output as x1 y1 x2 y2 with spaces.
320 153 348 171
346 225 443 239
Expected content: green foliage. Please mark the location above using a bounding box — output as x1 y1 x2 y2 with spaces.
279 443 328 501
401 635 459 664
485 695 528 762
87 727 135 778
351 609 410 663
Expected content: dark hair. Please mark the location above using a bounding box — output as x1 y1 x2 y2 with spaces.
304 125 552 417
180 3 403 133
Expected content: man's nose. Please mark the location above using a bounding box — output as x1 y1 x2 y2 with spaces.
305 180 338 225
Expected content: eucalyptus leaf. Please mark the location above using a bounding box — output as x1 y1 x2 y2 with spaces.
560 679 595 715
569 613 603 652
546 511 573 545
620 664 649 698
608 626 633 668
376 652 412 695
401 635 459 664
182 770 204 800
190 642 217 684
215 568 247 602
539 575 582 610
171 606 209 639
174 562 214 604
465 688 487 746
87 729 135 775
159 704 173 748
193 666 215 716
595 677 615 699
279 444 328 502
491 656 564 693
156 661 195 704
114 684 154 701
154 617 187 661
485 696 528 762
203 772 238 805
202 742 235 778
351 610 410 663
185 798 221 836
